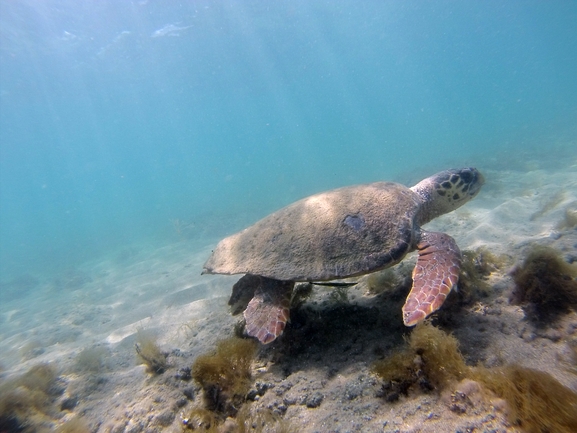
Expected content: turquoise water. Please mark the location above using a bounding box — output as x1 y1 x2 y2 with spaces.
1 0 576 281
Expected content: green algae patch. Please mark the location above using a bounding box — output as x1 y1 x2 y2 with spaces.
407 321 469 386
458 247 511 304
372 322 577 432
366 269 400 295
183 407 218 432
511 245 577 323
471 365 577 433
0 364 63 433
372 321 468 397
135 329 169 374
191 337 258 417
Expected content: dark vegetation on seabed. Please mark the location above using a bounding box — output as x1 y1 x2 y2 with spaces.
191 337 257 418
372 322 577 433
458 247 511 303
510 245 577 323
186 336 295 432
135 328 169 374
0 364 90 433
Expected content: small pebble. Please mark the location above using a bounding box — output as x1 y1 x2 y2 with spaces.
60 396 78 411
305 392 324 408
183 387 195 400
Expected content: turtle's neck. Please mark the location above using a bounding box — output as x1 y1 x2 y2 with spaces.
410 167 485 227
410 181 448 227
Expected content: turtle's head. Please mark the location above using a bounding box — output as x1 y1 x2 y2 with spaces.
411 167 484 225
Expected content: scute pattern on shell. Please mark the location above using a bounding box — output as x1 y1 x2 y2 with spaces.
204 182 421 281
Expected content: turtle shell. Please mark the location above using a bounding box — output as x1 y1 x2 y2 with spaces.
203 182 421 281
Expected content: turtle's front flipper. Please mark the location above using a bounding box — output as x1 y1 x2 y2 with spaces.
244 277 294 344
402 231 461 326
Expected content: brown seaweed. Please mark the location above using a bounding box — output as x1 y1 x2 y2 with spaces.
510 245 577 323
191 337 257 417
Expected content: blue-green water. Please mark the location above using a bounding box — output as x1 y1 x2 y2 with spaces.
1 0 576 281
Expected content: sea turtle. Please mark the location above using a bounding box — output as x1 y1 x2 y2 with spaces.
202 168 484 344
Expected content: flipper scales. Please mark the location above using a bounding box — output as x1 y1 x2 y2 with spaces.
402 231 461 326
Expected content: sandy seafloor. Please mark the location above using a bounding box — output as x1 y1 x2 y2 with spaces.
1 153 577 433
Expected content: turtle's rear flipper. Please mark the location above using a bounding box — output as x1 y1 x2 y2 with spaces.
229 274 259 315
402 231 461 326
244 277 294 344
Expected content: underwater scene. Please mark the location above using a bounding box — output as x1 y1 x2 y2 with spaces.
0 1 576 432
